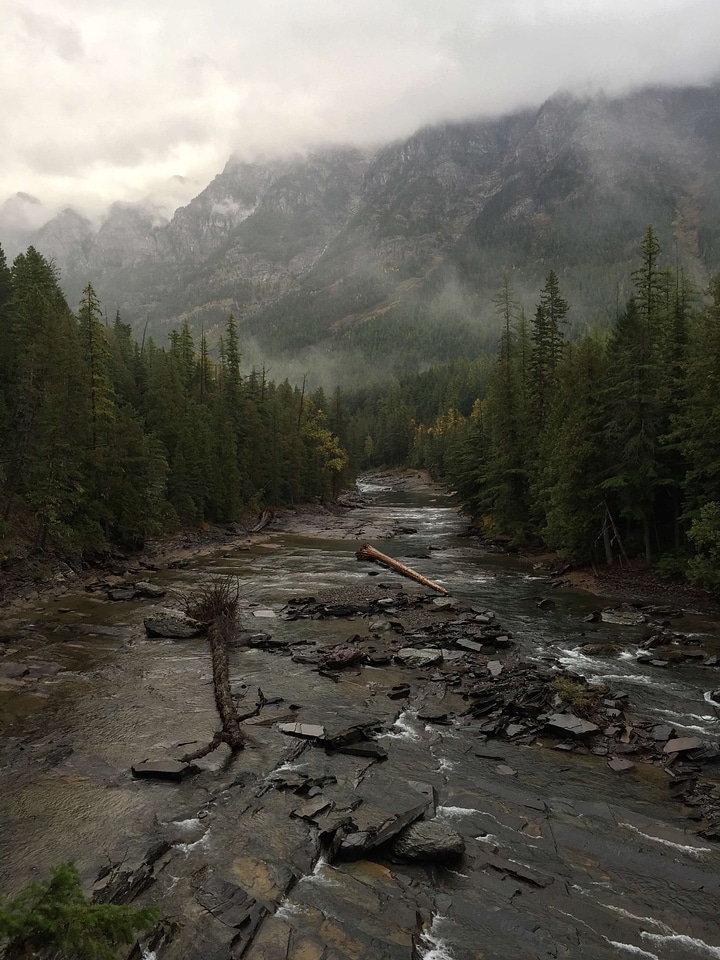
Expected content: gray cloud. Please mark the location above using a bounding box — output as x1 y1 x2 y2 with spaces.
1 0 719 220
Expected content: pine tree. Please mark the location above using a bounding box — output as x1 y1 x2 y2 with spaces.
530 270 569 429
0 861 158 960
78 283 115 450
535 336 609 560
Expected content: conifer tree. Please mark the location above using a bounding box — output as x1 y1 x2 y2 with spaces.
78 283 115 450
530 270 569 428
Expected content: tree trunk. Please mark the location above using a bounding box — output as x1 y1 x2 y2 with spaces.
356 543 449 595
179 594 265 763
602 513 613 567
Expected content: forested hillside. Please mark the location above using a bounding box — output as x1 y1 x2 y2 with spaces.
0 245 352 558
358 228 720 589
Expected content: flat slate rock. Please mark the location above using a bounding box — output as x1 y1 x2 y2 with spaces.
276 722 326 740
455 638 485 653
131 759 198 781
664 736 704 754
546 713 599 737
396 647 443 667
608 757 636 772
327 742 388 760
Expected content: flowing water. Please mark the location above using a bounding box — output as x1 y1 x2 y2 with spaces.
1 476 720 960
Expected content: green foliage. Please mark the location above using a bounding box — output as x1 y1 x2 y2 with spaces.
393 228 720 584
0 247 352 556
0 861 158 960
550 677 607 715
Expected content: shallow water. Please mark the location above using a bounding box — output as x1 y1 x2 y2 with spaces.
1 478 720 959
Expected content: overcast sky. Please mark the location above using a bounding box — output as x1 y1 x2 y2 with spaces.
3 0 720 223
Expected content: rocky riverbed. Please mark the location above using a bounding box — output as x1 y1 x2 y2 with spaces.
2 472 720 960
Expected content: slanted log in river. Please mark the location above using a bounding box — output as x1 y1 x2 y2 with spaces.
356 542 449 595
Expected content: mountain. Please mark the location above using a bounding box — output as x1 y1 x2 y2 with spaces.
11 81 720 377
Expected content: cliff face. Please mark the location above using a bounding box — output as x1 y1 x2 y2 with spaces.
17 82 720 352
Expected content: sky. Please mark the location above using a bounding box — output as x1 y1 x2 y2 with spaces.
3 0 720 225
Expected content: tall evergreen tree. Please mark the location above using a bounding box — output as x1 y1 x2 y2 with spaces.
530 270 569 428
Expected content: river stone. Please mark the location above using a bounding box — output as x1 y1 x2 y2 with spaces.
396 647 443 667
108 586 137 601
0 662 29 678
131 759 198 781
277 722 326 740
664 736 704 754
601 608 646 625
391 820 465 861
134 581 166 599
546 713 599 737
608 757 635 772
143 612 206 639
455 638 485 653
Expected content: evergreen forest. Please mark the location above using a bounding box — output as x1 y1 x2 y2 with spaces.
0 245 351 555
2 227 720 591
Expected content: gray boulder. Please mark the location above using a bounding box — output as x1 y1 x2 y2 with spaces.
391 820 465 862
135 581 167 599
144 612 206 639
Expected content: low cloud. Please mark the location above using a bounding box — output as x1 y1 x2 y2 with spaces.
1 0 719 221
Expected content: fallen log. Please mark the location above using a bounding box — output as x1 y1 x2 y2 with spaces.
355 543 449 596
248 509 274 534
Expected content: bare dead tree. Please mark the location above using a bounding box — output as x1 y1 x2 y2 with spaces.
179 578 265 762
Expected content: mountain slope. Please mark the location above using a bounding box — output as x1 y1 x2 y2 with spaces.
13 81 720 375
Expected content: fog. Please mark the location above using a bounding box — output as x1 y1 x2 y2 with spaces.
3 0 720 222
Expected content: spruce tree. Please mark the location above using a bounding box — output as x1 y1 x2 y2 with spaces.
530 270 569 429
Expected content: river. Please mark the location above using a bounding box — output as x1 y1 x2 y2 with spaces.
1 474 720 960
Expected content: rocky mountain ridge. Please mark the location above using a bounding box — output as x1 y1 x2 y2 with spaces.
5 81 720 369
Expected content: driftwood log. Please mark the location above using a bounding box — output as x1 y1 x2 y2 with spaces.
180 579 265 762
355 543 449 596
248 509 274 533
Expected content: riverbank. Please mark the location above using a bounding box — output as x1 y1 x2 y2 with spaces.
3 468 719 619
0 470 438 614
2 471 720 960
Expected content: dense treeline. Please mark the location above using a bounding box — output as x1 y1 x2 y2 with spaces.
4 229 720 589
0 245 349 554
402 227 720 588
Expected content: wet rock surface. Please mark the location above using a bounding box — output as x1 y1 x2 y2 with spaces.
143 611 207 639
2 473 720 960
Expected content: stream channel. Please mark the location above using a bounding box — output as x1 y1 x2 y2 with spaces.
2 474 720 960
